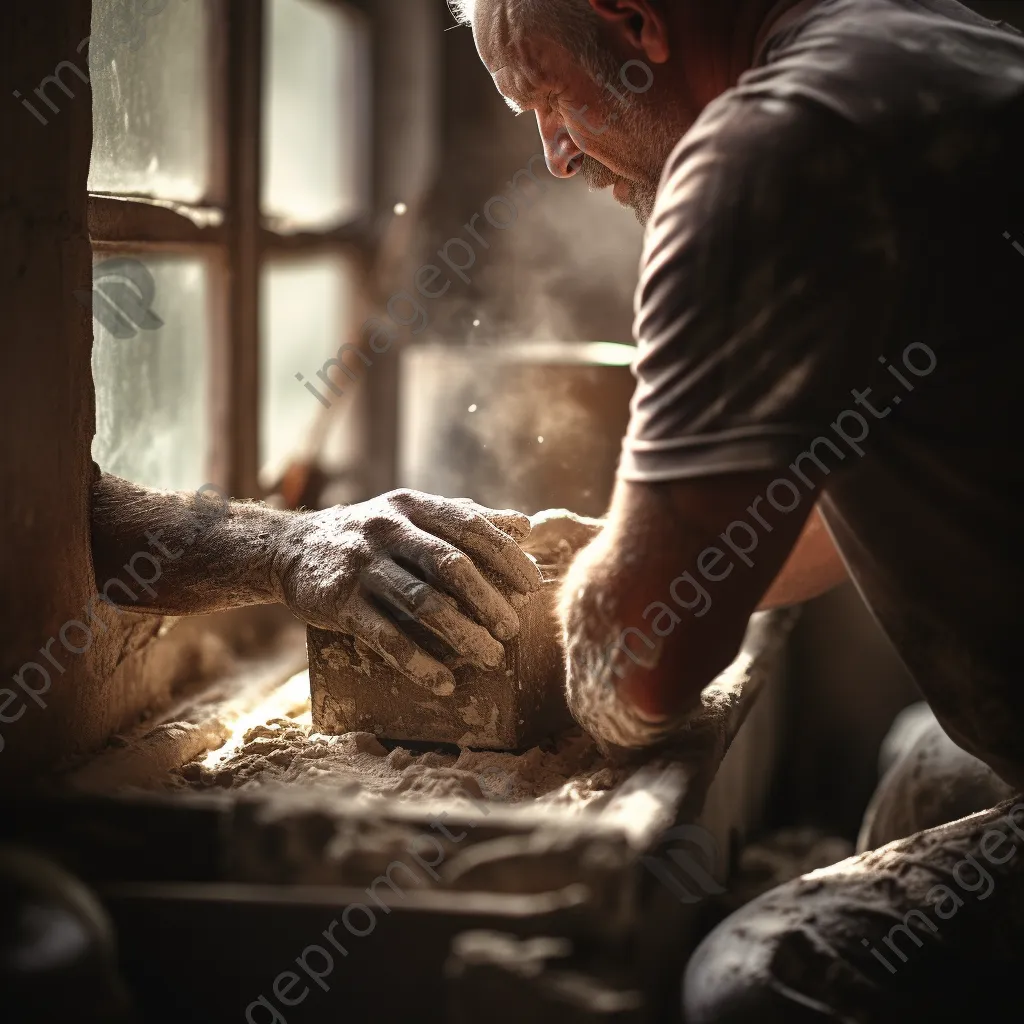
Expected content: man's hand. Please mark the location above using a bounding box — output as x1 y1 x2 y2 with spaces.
560 476 817 751
91 473 542 697
272 490 544 695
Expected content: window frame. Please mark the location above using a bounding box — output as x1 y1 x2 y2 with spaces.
86 0 374 499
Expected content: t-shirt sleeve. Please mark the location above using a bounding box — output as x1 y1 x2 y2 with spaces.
619 95 898 483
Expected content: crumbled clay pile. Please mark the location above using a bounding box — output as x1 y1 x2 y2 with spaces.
178 713 626 811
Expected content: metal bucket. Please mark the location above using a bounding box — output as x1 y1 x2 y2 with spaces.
397 341 636 517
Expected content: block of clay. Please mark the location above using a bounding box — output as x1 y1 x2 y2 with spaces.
307 576 574 750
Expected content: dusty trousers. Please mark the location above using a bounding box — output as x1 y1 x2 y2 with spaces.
683 707 1024 1023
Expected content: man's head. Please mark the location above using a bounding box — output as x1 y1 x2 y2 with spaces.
452 0 707 223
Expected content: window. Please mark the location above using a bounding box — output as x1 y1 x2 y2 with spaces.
91 255 211 491
262 0 370 230
260 254 359 487
86 0 372 497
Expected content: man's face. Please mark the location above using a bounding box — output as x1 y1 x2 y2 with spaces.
473 0 684 224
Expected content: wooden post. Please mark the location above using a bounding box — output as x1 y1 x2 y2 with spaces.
0 0 101 779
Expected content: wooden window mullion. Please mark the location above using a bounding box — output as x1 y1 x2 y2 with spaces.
215 0 264 498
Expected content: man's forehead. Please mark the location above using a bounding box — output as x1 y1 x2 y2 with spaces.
471 0 516 70
470 0 543 112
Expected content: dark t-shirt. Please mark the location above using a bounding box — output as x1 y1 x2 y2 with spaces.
620 0 1024 784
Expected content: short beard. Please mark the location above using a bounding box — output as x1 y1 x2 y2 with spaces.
626 180 658 225
571 42 680 225
579 155 659 225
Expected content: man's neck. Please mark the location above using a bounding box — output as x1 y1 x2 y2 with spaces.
673 0 817 115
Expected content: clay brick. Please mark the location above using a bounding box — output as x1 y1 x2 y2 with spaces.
308 578 574 749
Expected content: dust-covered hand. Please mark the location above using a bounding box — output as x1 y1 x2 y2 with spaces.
271 489 544 695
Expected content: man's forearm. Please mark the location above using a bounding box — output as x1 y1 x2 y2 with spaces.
91 473 291 615
560 476 821 751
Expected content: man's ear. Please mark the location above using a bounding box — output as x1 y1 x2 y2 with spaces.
586 0 670 63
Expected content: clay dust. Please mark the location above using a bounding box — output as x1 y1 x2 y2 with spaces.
178 671 626 810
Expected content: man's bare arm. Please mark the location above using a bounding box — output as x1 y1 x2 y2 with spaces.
91 473 283 616
91 472 543 694
559 475 815 750
758 506 847 610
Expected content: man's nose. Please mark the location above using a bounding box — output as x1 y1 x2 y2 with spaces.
537 112 585 178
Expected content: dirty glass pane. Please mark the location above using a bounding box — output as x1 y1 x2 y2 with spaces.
260 256 357 488
90 255 209 491
262 0 371 229
88 0 211 203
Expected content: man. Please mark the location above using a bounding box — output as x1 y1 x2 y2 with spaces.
451 0 1024 1019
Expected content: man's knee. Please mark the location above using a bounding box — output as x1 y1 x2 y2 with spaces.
682 874 862 1024
682 900 789 1024
860 703 1015 851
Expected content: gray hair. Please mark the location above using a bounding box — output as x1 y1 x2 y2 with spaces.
449 0 612 81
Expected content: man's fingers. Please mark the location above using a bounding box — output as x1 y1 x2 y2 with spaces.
390 491 543 594
453 517 543 593
453 499 532 543
481 511 532 543
391 527 523 642
338 593 456 696
361 559 505 670
417 599 506 668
